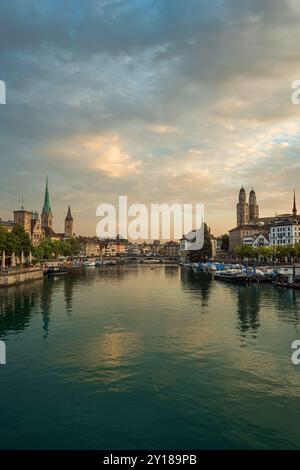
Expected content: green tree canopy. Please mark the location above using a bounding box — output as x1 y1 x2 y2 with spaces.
32 237 81 260
188 223 212 262
0 226 32 256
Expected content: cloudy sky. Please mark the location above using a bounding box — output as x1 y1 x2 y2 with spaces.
1 0 300 237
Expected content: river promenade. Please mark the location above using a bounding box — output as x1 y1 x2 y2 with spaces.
0 267 43 287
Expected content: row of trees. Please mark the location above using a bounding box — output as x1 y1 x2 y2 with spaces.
0 226 81 260
32 237 81 259
0 226 32 256
235 244 300 262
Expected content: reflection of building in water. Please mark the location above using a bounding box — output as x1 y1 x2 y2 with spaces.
62 267 132 314
164 266 180 279
64 274 75 314
0 280 43 337
237 285 260 340
180 269 212 307
40 278 55 339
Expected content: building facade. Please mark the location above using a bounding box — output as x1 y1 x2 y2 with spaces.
160 241 180 257
229 224 267 252
0 219 16 233
31 211 44 246
243 233 270 247
79 237 101 257
13 208 33 237
270 219 300 246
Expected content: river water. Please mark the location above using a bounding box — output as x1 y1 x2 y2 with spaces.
0 265 300 449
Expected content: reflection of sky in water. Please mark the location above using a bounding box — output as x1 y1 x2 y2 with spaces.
0 266 300 449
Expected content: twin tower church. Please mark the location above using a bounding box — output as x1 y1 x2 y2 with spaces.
13 176 74 245
237 187 260 226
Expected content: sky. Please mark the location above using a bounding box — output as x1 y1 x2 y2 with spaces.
1 0 300 237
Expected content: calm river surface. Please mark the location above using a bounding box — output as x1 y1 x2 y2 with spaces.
0 265 300 449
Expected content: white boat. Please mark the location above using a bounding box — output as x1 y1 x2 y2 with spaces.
84 260 96 267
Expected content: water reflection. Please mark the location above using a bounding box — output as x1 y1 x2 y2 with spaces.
2 267 300 449
0 280 43 338
236 285 260 342
0 267 147 339
40 278 56 339
64 274 74 314
180 269 212 307
1 267 300 347
164 266 179 279
274 288 300 328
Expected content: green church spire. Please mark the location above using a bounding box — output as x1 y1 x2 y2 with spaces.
42 175 52 215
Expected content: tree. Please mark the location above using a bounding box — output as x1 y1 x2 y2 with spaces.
4 232 19 255
12 226 32 255
0 226 7 254
256 246 272 262
274 245 289 262
188 223 212 262
32 238 55 259
235 245 254 260
32 243 45 260
32 236 81 260
294 244 300 261
68 237 81 256
221 234 229 251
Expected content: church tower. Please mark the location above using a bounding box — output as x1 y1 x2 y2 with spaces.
293 189 297 218
41 176 53 232
237 186 249 227
64 205 73 238
249 188 259 223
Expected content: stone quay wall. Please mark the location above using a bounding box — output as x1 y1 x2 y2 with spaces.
0 267 44 287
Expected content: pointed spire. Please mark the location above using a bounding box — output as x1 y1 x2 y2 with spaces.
65 205 73 221
293 189 297 217
42 175 51 215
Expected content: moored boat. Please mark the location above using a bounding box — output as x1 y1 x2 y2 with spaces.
214 270 251 285
84 260 96 267
44 266 67 277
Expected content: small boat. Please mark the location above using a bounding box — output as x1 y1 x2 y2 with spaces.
214 270 251 285
84 260 96 267
44 266 67 277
